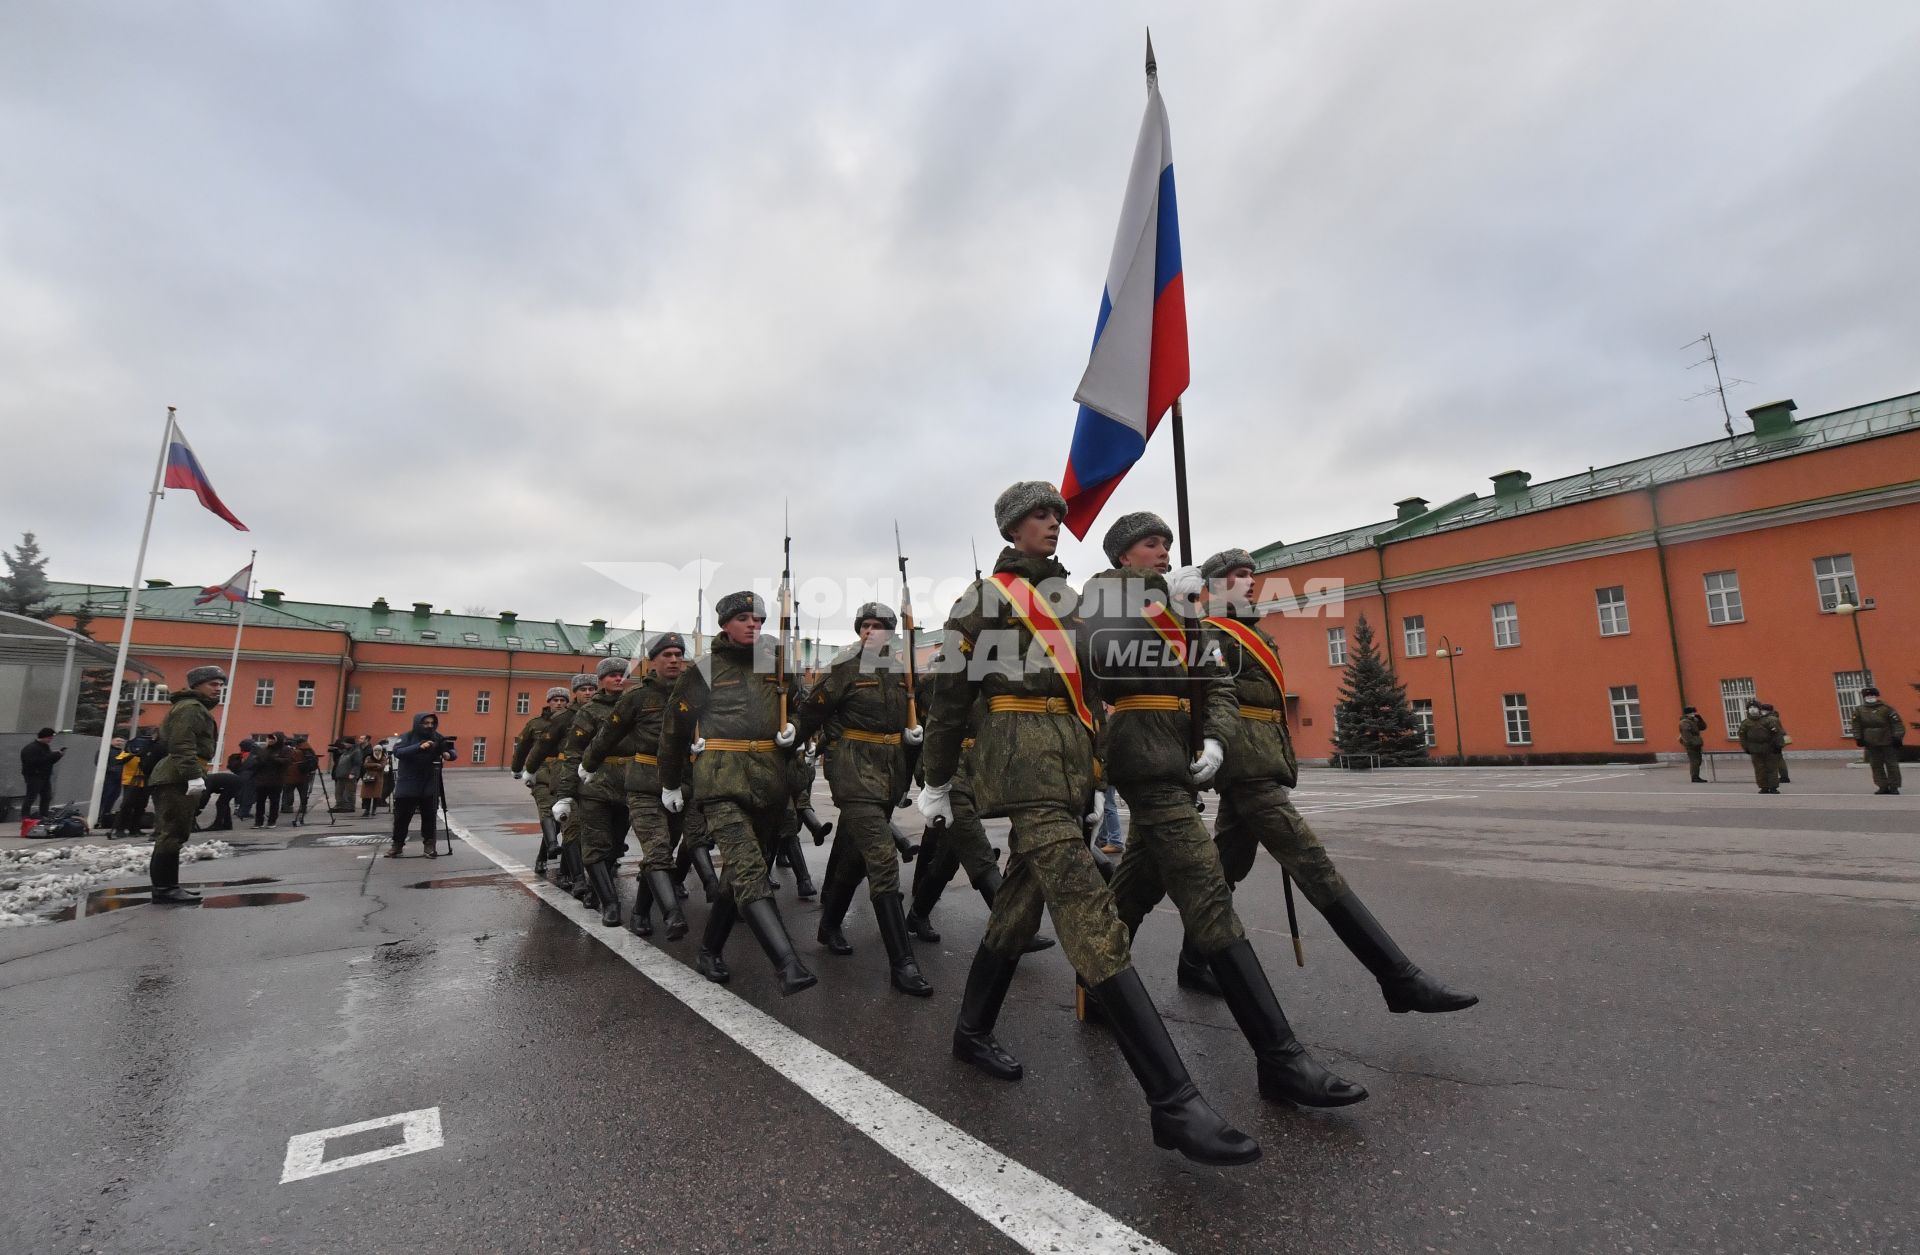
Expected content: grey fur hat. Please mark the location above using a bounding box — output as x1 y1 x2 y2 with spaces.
1200 547 1257 582
594 655 627 679
545 686 570 701
185 664 228 687
648 631 687 659
570 672 597 690
715 590 767 624
994 480 1069 540
1102 511 1173 568
853 602 897 630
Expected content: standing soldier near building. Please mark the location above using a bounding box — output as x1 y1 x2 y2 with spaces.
526 674 599 895
918 482 1258 1167
1763 704 1792 783
1850 686 1906 794
798 603 931 997
585 633 691 939
556 656 632 927
659 591 816 996
1086 518 1367 1109
1678 705 1709 783
144 665 226 904
513 686 571 874
1738 699 1784 794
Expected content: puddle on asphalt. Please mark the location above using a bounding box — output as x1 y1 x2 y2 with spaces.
200 892 309 909
406 873 514 890
68 878 287 917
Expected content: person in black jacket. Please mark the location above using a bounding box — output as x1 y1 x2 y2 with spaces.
19 728 63 819
251 732 290 829
387 713 454 857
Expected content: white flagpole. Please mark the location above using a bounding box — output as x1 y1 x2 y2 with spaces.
87 406 175 828
212 551 256 765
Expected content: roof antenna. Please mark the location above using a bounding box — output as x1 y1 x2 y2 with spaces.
1681 333 1749 437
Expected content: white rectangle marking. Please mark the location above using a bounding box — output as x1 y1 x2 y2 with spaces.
280 1106 443 1183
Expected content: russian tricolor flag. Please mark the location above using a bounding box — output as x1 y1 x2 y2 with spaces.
164 420 248 532
1061 40 1188 539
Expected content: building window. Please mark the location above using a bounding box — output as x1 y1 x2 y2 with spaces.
504 636 522 647
346 686 360 713
419 630 438 642
1595 586 1630 637
542 638 561 651
391 687 407 713
374 626 395 637
1326 627 1347 666
1608 685 1644 742
1492 602 1520 648
435 689 451 713
1718 677 1755 739
254 678 275 707
515 691 531 715
1402 615 1426 657
1502 693 1532 745
462 632 481 644
1704 571 1743 625
1412 698 1435 747
470 737 488 764
1813 554 1857 612
295 680 316 708
476 690 492 714
1833 670 1874 737
136 680 169 703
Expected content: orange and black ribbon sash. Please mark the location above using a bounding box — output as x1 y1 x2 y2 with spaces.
1205 616 1288 700
1140 598 1191 669
989 572 1096 733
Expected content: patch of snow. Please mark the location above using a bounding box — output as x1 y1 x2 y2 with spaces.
0 841 233 927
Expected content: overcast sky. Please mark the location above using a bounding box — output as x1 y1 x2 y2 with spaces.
6 3 1917 640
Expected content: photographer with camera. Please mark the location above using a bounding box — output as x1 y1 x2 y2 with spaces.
386 712 455 857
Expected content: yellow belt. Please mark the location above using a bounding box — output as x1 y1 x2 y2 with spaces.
554 753 575 763
704 738 777 752
1236 704 1285 723
1111 695 1190 713
631 753 658 766
602 754 635 764
989 696 1075 716
841 729 902 746
960 737 975 751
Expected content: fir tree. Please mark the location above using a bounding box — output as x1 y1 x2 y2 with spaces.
69 602 118 737
0 531 52 618
1333 614 1429 766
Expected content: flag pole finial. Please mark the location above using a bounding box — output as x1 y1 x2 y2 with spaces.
1145 29 1157 85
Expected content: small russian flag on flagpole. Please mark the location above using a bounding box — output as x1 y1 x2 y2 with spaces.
164 420 248 532
1060 33 1189 539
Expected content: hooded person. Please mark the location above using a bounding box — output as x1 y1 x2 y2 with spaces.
387 712 455 857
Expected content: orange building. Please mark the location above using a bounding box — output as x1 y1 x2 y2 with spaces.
1251 392 1918 763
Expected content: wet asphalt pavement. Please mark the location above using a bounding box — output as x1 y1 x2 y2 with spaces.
0 762 1913 1254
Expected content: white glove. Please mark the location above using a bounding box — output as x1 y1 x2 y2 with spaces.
903 724 924 746
576 764 592 784
689 737 706 756
1085 808 1103 829
775 723 797 748
511 770 522 781
1167 565 1206 611
916 781 952 825
186 778 207 798
1190 737 1225 785
525 773 539 791
660 787 685 814
551 798 573 823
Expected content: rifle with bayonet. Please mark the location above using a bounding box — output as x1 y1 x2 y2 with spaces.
895 521 930 867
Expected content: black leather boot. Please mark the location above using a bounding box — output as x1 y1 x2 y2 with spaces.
1093 967 1261 1167
972 866 1055 953
906 871 943 943
1320 891 1478 1014
628 871 655 937
534 813 557 874
874 892 933 996
815 843 857 956
1206 938 1368 1107
784 836 816 900
1177 936 1222 996
148 847 201 903
586 861 624 927
647 870 687 940
687 845 721 904
952 944 1022 1080
697 895 736 984
742 897 817 996
796 805 833 845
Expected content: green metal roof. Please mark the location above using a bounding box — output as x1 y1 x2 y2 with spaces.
1251 390 1920 570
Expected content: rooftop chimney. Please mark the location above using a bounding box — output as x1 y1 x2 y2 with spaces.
412 601 433 617
1394 496 1430 522
1746 398 1797 441
1491 469 1533 498
589 618 607 637
372 597 390 613
260 589 283 606
498 610 518 624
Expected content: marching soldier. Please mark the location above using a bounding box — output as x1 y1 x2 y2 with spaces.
1678 705 1708 783
1174 548 1476 1018
525 674 599 894
557 656 633 927
1086 517 1366 1110
918 481 1258 1167
584 633 692 939
659 591 817 996
1850 686 1906 795
774 743 821 899
1738 699 1783 794
798 603 931 996
144 665 227 904
513 686 572 873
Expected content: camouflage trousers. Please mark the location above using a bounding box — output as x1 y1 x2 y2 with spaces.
1684 745 1704 777
981 799 1131 984
540 761 583 846
821 801 900 899
1866 746 1903 790
704 798 785 908
577 792 630 867
529 774 555 828
1109 780 1246 957
1748 751 1782 790
911 777 999 901
1212 778 1350 913
626 788 676 872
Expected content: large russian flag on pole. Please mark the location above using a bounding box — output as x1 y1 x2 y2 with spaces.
1060 36 1188 539
164 420 248 531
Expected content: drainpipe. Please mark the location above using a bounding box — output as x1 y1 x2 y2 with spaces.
331 631 355 745
500 648 516 770
1373 542 1396 668
1648 485 1690 717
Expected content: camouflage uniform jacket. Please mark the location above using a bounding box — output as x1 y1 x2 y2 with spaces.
1737 714 1782 754
556 689 624 802
1203 611 1298 789
922 546 1095 818
510 712 553 774
660 636 790 809
525 702 584 775
1677 714 1707 748
146 691 218 787
1079 566 1236 792
584 671 682 796
794 645 911 806
1851 703 1906 747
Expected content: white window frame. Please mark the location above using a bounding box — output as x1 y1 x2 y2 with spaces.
1402 615 1427 658
1502 692 1532 745
434 689 451 714
470 737 488 764
1326 627 1347 667
1813 554 1856 613
295 679 316 709
1608 684 1644 742
1411 698 1435 747
1492 602 1520 648
476 690 492 715
1833 670 1874 737
137 680 170 703
515 692 531 716
391 687 407 713
1719 677 1755 739
1595 587 1630 637
345 686 360 713
254 677 275 707
1705 571 1743 625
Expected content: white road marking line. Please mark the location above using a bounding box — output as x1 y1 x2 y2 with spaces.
280 1107 443 1183
451 816 1173 1255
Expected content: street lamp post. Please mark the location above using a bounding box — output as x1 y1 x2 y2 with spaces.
1435 636 1466 767
1833 584 1874 679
